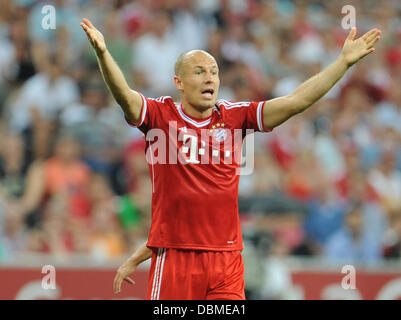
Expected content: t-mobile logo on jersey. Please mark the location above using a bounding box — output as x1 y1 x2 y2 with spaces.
144 121 255 175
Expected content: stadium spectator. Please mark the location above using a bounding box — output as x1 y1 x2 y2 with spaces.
368 150 401 215
303 185 347 250
0 201 28 260
35 193 75 257
259 239 297 300
6 55 79 133
0 6 36 94
0 132 29 200
324 202 383 265
20 134 92 224
89 200 126 261
131 10 180 97
61 81 127 176
383 211 401 259
28 0 84 67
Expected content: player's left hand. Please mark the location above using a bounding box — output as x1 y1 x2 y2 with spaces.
113 262 136 294
341 27 381 67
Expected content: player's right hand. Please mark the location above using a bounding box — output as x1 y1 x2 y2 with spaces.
113 260 137 294
80 18 107 54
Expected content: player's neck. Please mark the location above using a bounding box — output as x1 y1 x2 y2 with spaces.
181 101 213 120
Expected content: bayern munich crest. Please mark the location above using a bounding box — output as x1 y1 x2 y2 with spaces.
209 123 228 142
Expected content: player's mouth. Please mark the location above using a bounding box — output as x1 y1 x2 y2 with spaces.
201 89 215 99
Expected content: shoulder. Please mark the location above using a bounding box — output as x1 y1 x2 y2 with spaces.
215 99 264 128
143 95 176 110
215 99 253 110
140 95 179 120
150 96 175 105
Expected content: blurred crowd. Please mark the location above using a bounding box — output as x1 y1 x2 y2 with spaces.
1 0 401 298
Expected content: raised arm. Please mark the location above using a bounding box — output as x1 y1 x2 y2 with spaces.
80 18 142 125
263 27 381 130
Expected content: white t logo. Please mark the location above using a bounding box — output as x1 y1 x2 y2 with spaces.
181 134 200 164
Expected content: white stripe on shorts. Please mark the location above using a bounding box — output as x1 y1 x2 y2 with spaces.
151 248 166 300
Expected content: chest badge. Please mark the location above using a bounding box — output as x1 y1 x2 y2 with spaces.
209 123 228 142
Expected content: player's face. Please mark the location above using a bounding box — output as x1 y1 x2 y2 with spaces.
177 53 220 110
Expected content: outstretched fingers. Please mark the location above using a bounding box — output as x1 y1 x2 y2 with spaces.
346 27 357 41
365 47 375 55
367 35 380 49
82 18 95 29
80 22 88 32
362 29 381 44
80 22 93 37
80 24 93 42
361 29 381 50
362 28 379 41
366 31 380 43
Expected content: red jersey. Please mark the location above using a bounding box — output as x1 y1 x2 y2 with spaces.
126 93 271 251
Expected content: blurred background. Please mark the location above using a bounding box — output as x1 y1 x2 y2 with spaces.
1 0 401 300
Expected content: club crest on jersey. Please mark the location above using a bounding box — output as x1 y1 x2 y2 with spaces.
209 123 228 142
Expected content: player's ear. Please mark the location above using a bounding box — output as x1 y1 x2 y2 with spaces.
174 75 184 91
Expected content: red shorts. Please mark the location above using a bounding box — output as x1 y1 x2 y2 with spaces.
146 248 245 300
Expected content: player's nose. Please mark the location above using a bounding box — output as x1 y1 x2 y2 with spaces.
204 72 215 83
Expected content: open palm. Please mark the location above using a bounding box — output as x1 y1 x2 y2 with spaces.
80 18 106 54
342 27 381 67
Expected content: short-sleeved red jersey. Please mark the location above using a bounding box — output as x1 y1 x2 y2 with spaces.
126 93 271 251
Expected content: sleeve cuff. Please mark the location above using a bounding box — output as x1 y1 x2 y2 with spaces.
125 92 147 128
257 101 273 132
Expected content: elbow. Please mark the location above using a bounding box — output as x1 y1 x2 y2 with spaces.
109 86 132 107
115 94 130 108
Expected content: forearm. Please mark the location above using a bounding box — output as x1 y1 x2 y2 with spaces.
126 243 152 266
20 160 44 216
290 55 349 113
96 50 133 110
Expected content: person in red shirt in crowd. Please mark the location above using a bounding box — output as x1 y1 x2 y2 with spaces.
80 18 381 300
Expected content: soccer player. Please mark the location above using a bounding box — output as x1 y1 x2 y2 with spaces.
80 18 381 300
